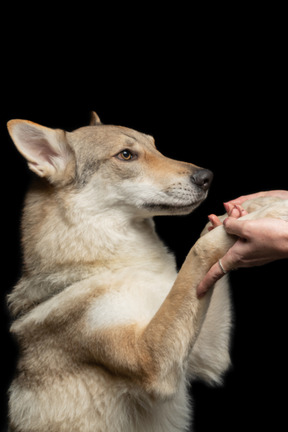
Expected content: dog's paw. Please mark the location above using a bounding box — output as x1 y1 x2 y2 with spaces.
240 196 284 213
201 196 287 237
242 198 288 222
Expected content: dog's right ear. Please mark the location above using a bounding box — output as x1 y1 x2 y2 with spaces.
89 111 102 125
7 120 75 184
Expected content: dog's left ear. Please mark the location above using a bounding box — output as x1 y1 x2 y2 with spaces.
7 120 75 184
90 111 102 125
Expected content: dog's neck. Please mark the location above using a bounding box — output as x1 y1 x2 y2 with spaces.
9 183 175 318
21 182 168 273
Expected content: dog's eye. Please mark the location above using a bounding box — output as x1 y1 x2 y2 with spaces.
116 150 136 161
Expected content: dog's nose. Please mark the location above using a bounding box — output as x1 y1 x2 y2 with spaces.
191 169 213 191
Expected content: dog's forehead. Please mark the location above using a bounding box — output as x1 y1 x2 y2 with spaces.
116 126 155 145
69 125 155 150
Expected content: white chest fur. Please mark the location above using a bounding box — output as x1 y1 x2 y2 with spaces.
86 266 177 330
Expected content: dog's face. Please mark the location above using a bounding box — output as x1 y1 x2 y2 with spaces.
7 113 213 217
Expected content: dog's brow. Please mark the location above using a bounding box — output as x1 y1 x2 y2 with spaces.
120 132 156 149
121 132 137 141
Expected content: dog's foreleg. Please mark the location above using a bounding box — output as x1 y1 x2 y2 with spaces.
83 225 236 399
137 200 288 396
136 225 235 394
83 201 288 399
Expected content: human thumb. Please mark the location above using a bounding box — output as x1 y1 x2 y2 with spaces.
223 217 246 237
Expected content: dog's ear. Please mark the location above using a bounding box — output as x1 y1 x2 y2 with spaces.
7 120 75 184
89 111 102 125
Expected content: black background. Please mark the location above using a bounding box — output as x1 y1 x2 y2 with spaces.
1 6 287 431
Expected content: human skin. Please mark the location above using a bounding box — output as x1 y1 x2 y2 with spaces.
197 190 288 298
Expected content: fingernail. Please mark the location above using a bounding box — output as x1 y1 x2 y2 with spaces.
224 202 234 216
223 202 230 212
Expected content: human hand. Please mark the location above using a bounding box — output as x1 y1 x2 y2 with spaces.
197 216 288 298
207 203 247 231
207 191 288 231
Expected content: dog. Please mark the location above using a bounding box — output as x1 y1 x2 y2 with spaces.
6 112 288 431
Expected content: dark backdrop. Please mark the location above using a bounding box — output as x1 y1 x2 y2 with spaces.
1 12 287 431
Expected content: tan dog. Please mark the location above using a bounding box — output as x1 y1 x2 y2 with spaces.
6 112 288 431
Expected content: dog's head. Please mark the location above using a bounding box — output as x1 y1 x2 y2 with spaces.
7 112 213 217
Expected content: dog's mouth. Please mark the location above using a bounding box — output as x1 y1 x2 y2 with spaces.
121 173 212 217
142 192 207 215
142 172 212 215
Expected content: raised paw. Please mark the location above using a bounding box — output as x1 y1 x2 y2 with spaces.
241 199 288 222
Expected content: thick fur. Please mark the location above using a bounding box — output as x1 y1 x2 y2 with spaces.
6 113 288 431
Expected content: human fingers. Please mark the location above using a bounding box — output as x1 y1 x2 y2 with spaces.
225 197 248 206
197 261 226 298
223 217 248 237
207 204 248 232
223 203 248 218
197 239 243 297
230 205 248 218
223 202 234 215
207 214 222 231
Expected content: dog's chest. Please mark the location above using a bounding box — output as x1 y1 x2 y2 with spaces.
86 264 177 330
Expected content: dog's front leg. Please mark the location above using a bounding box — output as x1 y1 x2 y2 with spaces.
83 225 236 400
134 199 288 397
136 226 235 395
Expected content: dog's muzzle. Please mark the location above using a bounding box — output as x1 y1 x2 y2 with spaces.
191 169 213 191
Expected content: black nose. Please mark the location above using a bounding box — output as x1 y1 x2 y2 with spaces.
191 169 213 191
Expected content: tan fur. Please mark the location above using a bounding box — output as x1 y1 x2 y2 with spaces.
6 113 288 431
